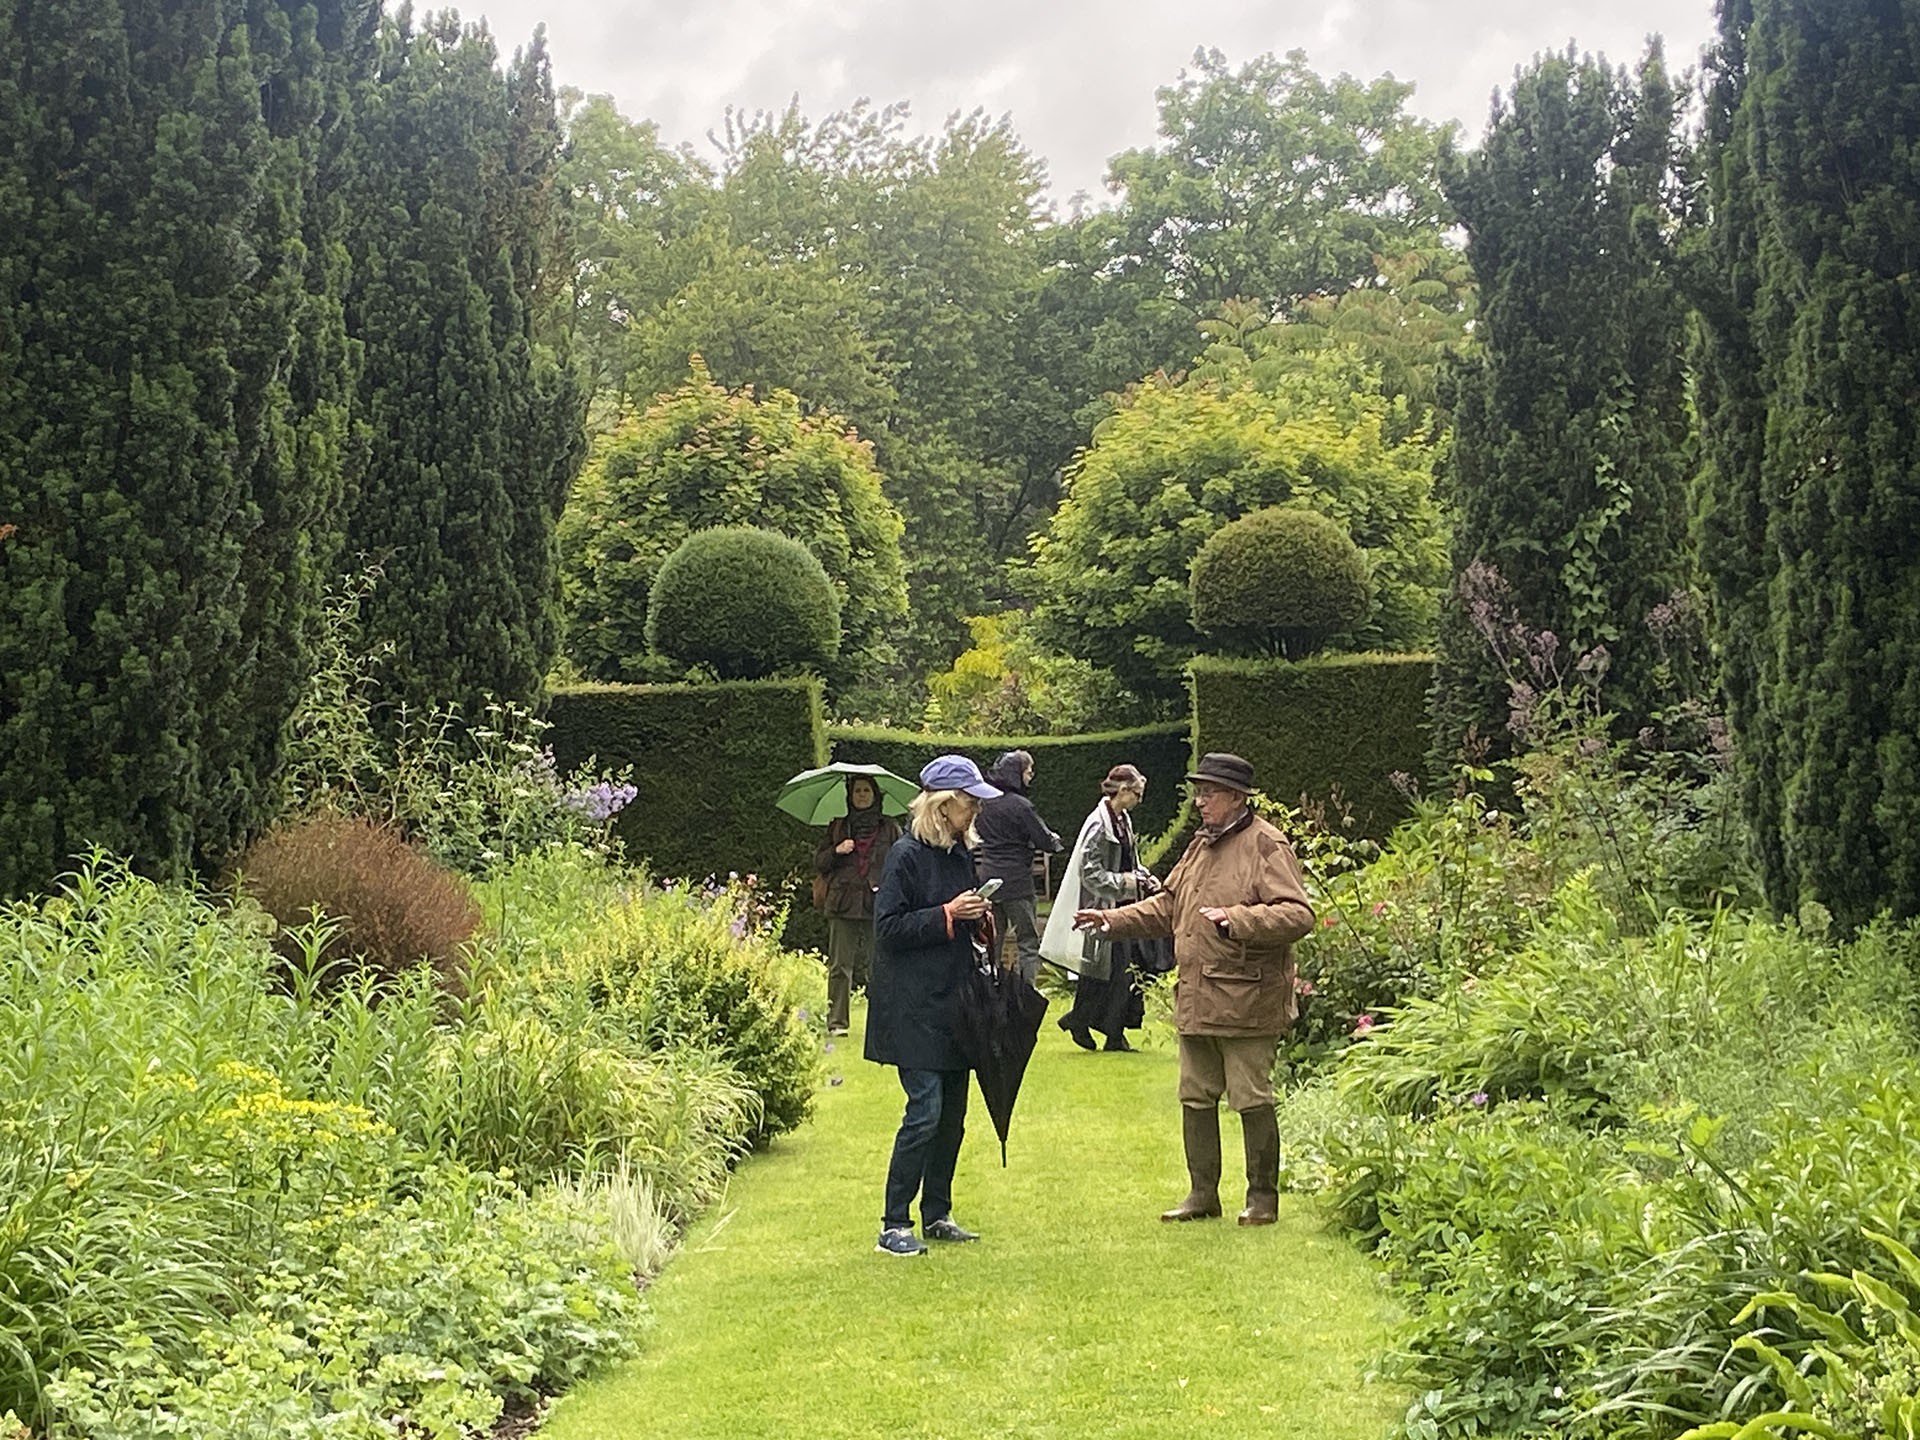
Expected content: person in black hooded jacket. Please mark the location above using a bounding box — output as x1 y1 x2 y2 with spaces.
973 750 1061 985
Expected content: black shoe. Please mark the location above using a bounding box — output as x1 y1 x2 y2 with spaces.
1102 1034 1134 1052
923 1217 979 1243
1068 1026 1096 1051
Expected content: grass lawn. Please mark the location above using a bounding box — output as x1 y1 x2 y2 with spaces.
542 998 1403 1440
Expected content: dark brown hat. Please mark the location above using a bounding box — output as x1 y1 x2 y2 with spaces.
1185 752 1255 793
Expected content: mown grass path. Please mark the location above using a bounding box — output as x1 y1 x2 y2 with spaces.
544 1002 1402 1440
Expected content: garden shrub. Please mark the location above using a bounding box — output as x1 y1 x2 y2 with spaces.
283 577 635 876
43 1166 642 1439
646 526 842 680
526 879 825 1147
1280 781 1548 1076
1190 505 1372 659
235 813 481 993
0 855 780 1436
1190 652 1432 838
419 1003 758 1214
557 364 907 690
546 678 826 886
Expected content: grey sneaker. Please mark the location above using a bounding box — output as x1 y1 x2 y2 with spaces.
923 1217 979 1243
875 1226 928 1257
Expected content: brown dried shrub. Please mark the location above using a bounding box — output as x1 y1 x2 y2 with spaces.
235 812 481 994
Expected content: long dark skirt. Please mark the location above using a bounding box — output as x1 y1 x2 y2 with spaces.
1059 942 1149 1039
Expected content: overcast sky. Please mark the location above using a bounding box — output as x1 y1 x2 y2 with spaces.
464 0 1720 207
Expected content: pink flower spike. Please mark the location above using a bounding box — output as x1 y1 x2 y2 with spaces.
1353 1014 1376 1036
1320 913 1338 928
1370 901 1387 917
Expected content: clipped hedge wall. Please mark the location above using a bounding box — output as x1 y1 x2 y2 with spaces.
827 722 1192 843
548 679 827 884
1190 653 1434 840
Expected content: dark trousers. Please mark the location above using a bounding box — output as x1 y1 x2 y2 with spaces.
993 895 1041 985
882 1067 969 1230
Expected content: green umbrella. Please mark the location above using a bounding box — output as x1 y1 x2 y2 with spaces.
775 762 919 825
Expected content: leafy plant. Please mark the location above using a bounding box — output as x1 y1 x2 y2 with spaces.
520 877 824 1146
234 813 482 994
646 525 842 679
1191 505 1372 659
282 574 636 876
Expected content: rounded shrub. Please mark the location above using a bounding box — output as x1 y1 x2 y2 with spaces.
646 526 842 680
1190 506 1372 660
234 812 481 994
530 881 824 1147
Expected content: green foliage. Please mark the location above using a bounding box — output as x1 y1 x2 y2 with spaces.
1106 48 1455 312
280 576 634 875
343 15 584 720
1282 781 1548 1077
1433 45 1694 763
1191 506 1372 659
43 1168 642 1439
1189 653 1434 838
1271 714 1920 1440
1693 0 1920 931
560 96 1052 689
557 364 906 691
829 721 1193 847
545 678 827 886
0 0 372 897
1030 374 1444 706
1684 1233 1920 1440
920 612 1155 735
646 526 841 680
512 876 825 1146
0 836 812 1434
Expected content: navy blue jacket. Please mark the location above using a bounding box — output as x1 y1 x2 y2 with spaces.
863 834 981 1072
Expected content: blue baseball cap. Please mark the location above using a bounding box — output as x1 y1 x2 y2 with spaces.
918 754 1001 799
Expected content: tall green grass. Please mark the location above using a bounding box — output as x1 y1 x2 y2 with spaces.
1 848 812 1434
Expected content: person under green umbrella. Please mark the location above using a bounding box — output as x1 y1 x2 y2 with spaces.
812 774 902 1035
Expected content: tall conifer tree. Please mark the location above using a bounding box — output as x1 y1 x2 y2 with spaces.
343 15 582 719
1695 0 1920 928
1431 46 1694 762
0 0 374 896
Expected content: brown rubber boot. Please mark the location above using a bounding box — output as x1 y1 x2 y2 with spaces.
1237 1103 1281 1226
1160 1105 1223 1221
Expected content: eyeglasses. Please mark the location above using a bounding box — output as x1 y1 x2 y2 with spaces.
1189 784 1233 801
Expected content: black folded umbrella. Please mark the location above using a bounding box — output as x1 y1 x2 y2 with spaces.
955 950 1049 1166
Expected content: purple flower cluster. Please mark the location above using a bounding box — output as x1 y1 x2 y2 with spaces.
564 780 637 823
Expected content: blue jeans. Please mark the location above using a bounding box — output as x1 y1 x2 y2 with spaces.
882 1067 969 1230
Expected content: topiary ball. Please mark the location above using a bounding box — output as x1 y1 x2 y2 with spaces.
647 526 842 679
1190 507 1372 660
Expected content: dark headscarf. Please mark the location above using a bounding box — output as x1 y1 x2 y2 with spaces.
986 749 1033 795
845 776 885 838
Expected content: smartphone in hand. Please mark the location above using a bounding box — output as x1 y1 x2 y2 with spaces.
974 877 1003 900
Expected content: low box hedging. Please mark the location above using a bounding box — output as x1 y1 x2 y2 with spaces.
547 679 827 884
1190 653 1433 839
827 722 1192 844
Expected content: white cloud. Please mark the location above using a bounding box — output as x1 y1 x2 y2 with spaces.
463 0 1719 203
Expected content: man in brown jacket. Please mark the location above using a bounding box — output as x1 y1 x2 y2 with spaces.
1075 753 1314 1226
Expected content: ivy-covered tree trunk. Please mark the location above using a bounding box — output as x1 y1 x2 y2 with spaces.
343 16 583 721
0 0 374 898
1431 46 1694 764
1695 0 1920 929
